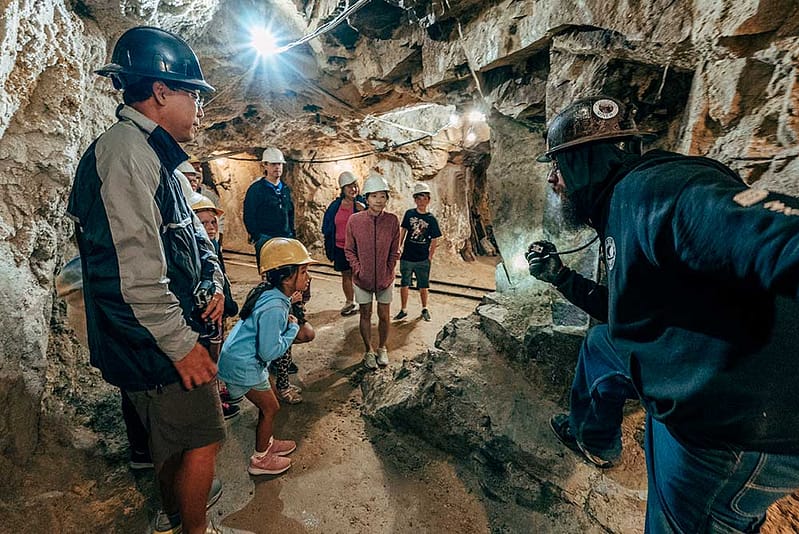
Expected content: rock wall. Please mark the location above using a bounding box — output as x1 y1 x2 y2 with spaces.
0 1 113 466
0 0 221 469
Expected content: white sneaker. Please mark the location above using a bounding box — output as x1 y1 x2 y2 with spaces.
248 452 291 475
206 517 255 533
340 302 358 316
363 352 378 370
376 347 389 367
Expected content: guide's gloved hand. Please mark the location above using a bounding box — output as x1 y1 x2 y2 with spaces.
526 240 564 284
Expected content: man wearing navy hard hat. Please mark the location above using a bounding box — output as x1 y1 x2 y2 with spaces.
67 27 238 534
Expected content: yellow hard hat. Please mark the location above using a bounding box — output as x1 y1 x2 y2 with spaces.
259 238 316 275
191 196 224 216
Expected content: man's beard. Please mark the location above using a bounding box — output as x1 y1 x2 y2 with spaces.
557 191 589 232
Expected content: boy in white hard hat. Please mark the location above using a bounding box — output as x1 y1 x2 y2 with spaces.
395 182 442 322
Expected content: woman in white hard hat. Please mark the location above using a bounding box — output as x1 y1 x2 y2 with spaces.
322 171 367 316
218 238 315 476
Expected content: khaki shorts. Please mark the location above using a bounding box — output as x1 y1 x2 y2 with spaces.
353 284 393 305
125 380 226 466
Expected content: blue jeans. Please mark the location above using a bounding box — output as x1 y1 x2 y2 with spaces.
569 325 638 460
645 414 799 533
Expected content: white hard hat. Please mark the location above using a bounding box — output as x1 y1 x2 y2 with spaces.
177 161 197 174
412 182 432 196
362 174 390 196
262 147 286 163
338 171 358 188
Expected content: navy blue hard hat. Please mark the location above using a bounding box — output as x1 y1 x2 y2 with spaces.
96 26 214 92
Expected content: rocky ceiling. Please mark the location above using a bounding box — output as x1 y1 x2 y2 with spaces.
69 0 708 158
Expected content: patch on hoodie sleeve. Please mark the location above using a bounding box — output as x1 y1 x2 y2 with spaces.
733 188 799 216
732 188 769 207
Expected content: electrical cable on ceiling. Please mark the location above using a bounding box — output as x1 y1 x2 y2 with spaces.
198 0 490 165
274 0 372 56
199 129 482 164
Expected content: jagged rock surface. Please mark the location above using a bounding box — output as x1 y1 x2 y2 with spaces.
361 299 647 533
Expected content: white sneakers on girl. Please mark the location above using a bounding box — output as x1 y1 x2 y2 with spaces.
376 347 389 367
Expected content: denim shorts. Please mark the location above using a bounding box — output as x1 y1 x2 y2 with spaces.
399 259 431 288
332 246 351 272
225 379 271 401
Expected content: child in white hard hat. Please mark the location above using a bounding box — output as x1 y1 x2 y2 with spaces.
395 182 442 322
344 174 400 370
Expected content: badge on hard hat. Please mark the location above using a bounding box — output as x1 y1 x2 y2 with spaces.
593 99 619 120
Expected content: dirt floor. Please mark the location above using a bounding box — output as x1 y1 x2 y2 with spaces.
208 254 499 533
9 251 799 533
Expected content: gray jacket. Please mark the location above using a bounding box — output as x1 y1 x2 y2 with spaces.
67 105 222 391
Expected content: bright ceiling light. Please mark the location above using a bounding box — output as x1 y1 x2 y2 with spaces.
250 27 278 56
467 110 486 123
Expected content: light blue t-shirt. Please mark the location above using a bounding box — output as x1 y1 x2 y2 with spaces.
218 287 299 387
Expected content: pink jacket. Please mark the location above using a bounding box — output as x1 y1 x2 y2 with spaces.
345 210 400 292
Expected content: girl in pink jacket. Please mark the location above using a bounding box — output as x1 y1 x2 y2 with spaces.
344 174 400 370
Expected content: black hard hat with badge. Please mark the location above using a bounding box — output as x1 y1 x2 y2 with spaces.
537 95 654 163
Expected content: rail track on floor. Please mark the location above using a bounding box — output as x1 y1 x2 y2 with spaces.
223 249 493 302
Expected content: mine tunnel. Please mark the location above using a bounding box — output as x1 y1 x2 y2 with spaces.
2 0 799 532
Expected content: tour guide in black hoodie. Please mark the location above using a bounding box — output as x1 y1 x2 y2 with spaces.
532 95 799 533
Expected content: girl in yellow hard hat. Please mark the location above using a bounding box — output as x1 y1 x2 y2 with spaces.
217 238 315 475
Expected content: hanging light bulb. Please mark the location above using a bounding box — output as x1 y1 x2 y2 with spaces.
250 27 278 57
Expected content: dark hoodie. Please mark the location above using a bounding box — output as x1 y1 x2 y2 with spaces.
562 146 799 453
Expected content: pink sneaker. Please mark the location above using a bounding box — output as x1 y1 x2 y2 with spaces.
248 453 291 475
269 437 296 456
